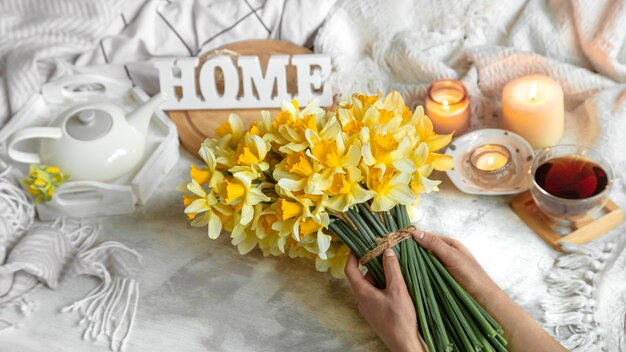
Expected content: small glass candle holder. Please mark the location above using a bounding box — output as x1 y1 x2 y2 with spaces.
468 144 514 186
425 79 471 136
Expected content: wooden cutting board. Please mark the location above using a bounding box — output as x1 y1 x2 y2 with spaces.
167 40 315 157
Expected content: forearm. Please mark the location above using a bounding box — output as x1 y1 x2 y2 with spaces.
480 288 567 352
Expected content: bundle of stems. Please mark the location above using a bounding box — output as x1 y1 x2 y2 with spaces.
329 204 507 352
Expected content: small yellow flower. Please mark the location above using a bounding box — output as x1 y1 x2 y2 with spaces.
23 164 69 203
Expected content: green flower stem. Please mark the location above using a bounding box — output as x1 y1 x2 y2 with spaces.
401 241 435 352
442 299 474 352
331 204 506 351
413 244 451 350
490 335 508 352
332 220 386 284
429 267 475 351
494 333 507 348
406 243 437 351
425 250 483 351
335 221 368 255
381 211 394 231
346 209 377 244
427 251 499 339
356 204 387 237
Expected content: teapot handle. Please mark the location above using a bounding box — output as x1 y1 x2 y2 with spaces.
8 127 63 164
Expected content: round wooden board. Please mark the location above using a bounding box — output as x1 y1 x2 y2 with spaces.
168 40 314 157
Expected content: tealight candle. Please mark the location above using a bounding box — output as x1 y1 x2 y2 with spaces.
469 144 513 186
502 74 564 148
425 79 470 136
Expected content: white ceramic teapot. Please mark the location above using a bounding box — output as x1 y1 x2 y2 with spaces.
8 93 165 182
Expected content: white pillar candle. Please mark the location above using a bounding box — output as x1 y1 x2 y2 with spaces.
425 79 470 136
502 74 564 148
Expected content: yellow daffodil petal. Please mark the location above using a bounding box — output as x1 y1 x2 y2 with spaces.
415 107 434 141
426 133 453 152
223 179 245 203
430 153 455 171
190 164 211 184
276 199 302 221
299 218 321 237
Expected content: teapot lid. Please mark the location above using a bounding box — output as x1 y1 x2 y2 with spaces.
65 108 113 141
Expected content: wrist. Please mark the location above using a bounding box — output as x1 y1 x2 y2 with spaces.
385 329 425 352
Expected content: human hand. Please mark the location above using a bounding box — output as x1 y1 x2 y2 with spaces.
344 249 426 352
411 230 503 307
412 230 566 352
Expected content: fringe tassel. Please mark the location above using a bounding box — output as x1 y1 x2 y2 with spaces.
542 240 617 351
62 276 139 352
56 219 141 352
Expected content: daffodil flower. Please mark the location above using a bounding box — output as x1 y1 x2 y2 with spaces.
366 167 416 212
323 167 374 212
220 172 270 227
273 152 331 195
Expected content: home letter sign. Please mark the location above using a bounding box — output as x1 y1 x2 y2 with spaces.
155 54 332 110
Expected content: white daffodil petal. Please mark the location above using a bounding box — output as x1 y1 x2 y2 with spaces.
207 212 222 239
247 188 270 204
316 232 332 260
187 180 206 197
420 175 442 193
185 198 209 214
344 145 361 167
393 159 416 173
277 178 305 192
387 184 416 204
371 194 396 212
240 203 254 225
251 134 268 160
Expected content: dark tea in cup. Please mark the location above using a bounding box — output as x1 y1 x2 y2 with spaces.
530 145 614 222
534 156 609 200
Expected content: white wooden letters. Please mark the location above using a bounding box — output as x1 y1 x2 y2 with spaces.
155 54 332 109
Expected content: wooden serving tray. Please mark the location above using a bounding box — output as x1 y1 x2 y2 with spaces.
167 39 316 157
511 191 624 251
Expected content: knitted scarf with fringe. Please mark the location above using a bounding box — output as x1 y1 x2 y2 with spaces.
0 165 141 352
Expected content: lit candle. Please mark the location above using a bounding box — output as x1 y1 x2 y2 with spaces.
502 74 564 148
425 79 470 136
469 144 513 185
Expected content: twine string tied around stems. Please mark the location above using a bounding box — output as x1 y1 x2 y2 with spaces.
359 225 416 265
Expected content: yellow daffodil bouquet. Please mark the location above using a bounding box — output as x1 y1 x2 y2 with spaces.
179 91 507 351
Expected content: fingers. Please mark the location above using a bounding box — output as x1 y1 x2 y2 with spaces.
412 230 457 265
364 272 376 286
382 249 405 292
345 253 373 294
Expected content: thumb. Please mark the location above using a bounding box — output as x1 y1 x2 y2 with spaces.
382 248 404 292
412 230 456 267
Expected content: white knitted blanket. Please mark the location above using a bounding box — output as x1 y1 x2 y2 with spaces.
316 0 626 350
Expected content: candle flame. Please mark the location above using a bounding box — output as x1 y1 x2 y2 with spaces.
442 99 450 111
529 81 537 102
488 156 495 166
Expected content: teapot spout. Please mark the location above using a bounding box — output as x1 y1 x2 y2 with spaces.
127 92 166 136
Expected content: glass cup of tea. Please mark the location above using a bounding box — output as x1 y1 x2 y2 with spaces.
530 145 615 223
